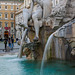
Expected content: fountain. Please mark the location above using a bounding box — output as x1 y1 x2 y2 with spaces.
40 33 54 75
0 0 75 75
17 0 75 61
40 19 75 75
18 29 28 58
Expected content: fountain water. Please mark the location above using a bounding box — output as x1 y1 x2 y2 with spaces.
40 26 66 75
40 33 54 75
54 37 59 58
18 29 27 58
40 20 74 74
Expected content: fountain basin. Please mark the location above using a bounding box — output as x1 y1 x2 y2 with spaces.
0 55 75 75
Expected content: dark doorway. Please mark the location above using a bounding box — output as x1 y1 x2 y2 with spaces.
4 31 9 39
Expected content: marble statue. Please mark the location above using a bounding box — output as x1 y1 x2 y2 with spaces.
23 1 33 27
34 0 52 19
32 3 42 39
19 0 52 58
18 1 34 58
32 0 52 39
21 1 33 43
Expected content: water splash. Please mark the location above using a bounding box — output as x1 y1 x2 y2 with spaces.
40 33 54 75
8 56 26 62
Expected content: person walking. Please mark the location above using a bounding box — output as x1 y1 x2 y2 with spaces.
8 38 11 49
4 37 7 51
11 37 14 50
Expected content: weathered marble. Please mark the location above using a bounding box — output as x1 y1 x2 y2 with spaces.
32 3 42 38
49 0 75 28
17 0 75 60
51 19 75 60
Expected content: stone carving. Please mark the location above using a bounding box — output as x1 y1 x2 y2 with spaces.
54 19 75 38
19 0 53 58
34 0 52 19
20 1 33 44
23 38 41 60
32 0 52 39
18 1 34 58
50 0 75 27
19 0 53 41
32 3 42 39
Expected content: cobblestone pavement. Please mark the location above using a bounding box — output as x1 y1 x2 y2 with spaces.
0 42 20 54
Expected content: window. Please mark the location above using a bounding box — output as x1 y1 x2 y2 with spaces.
5 22 8 27
11 6 13 10
0 22 2 27
11 22 14 27
11 13 14 18
5 6 7 10
0 13 2 19
5 13 8 19
0 6 1 10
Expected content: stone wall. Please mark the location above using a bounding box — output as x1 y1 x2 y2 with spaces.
21 0 75 60
23 25 55 60
52 20 75 60
23 19 75 60
49 0 75 28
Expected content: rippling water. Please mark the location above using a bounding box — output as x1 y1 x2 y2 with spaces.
0 55 75 75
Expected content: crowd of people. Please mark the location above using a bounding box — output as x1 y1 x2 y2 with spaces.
4 37 14 52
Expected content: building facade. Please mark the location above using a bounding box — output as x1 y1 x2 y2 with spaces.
0 1 22 39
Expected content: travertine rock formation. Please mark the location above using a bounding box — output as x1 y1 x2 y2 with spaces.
49 0 75 28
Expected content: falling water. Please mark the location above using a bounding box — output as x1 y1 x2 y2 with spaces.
54 37 59 58
40 33 54 75
18 7 29 58
18 29 30 58
18 29 27 58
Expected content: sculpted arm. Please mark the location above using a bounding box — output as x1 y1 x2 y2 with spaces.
32 4 42 39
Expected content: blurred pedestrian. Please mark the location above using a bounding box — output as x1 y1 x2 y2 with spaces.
8 38 11 49
4 37 7 51
11 37 14 50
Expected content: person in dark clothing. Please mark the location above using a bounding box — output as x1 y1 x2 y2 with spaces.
4 38 7 51
8 38 11 49
11 37 14 50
